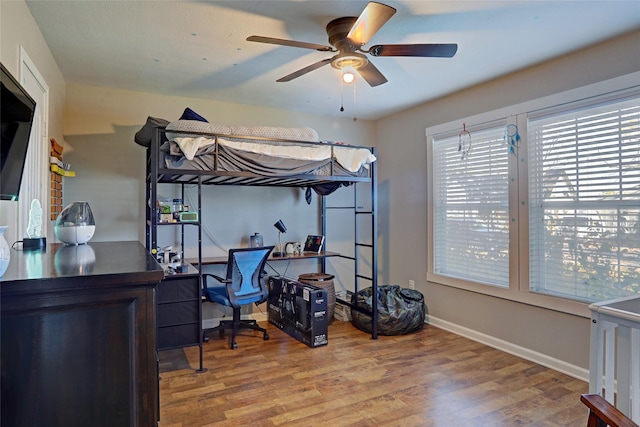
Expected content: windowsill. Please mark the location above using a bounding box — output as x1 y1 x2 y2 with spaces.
427 272 592 318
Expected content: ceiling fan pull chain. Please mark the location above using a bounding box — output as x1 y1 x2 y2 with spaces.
353 80 358 122
340 77 345 112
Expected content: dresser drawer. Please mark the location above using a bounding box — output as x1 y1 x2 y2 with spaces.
157 301 199 327
157 276 200 303
158 324 200 349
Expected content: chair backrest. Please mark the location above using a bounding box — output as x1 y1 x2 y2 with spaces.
225 246 274 307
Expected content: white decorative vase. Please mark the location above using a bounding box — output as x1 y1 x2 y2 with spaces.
0 225 10 277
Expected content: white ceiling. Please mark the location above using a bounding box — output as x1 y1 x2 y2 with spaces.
26 1 640 120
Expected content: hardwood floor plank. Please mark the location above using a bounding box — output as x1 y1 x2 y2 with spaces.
159 321 589 426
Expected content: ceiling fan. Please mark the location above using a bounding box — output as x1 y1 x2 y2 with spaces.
247 1 458 87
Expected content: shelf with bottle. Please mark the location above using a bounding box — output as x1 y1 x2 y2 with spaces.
156 197 199 224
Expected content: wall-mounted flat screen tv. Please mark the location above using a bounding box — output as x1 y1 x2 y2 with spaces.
1 62 36 201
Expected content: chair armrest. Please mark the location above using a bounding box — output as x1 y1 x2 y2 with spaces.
580 394 639 427
202 273 230 285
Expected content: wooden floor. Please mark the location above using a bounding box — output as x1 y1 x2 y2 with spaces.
158 320 589 427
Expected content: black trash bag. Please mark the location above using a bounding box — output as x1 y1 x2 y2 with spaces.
351 285 425 335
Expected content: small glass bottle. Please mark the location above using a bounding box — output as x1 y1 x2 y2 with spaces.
172 199 183 220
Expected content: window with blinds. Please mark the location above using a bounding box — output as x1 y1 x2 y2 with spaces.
528 97 640 301
432 125 510 287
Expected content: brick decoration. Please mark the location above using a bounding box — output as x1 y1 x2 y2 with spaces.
50 138 65 220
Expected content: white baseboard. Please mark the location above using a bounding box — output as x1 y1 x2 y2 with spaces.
202 312 268 330
427 315 589 383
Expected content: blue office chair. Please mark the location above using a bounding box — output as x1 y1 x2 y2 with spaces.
202 246 274 349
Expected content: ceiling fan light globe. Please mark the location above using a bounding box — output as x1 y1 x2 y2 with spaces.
330 52 368 70
342 72 355 84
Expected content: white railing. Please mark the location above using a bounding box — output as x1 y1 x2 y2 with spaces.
589 295 640 423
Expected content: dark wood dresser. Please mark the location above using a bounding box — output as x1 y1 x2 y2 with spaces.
0 241 164 427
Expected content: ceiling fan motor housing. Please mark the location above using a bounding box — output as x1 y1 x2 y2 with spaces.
327 17 359 51
327 17 368 71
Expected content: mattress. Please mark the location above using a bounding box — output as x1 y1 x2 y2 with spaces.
160 120 376 180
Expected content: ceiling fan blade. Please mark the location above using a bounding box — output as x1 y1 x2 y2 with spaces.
247 36 334 52
356 61 388 87
369 44 458 58
347 2 397 46
276 58 332 82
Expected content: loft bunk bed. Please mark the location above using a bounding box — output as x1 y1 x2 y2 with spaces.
138 116 380 340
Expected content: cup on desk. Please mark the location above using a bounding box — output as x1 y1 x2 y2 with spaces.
249 233 263 248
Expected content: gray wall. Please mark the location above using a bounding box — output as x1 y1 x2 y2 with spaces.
0 0 66 244
375 29 640 375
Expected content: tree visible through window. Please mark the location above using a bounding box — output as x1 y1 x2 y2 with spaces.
528 98 640 301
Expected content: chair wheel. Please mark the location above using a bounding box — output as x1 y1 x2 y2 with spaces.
231 342 238 350
203 336 210 343
263 332 269 340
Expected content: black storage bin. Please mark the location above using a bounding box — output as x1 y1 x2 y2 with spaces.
351 285 425 335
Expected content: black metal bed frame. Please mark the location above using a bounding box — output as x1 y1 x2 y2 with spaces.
144 126 379 340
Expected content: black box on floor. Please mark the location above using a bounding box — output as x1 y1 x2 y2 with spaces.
268 276 328 348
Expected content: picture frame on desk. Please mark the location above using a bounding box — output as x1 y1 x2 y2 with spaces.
303 235 324 253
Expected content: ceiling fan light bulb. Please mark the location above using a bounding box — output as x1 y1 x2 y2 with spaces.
342 71 355 84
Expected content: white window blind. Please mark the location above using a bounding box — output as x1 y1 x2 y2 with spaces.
528 97 640 301
432 125 510 287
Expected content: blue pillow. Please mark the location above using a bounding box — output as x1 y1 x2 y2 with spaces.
179 107 208 122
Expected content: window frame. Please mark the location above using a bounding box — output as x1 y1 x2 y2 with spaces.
426 72 640 318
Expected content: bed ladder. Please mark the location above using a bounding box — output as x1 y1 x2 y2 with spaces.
322 147 378 339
